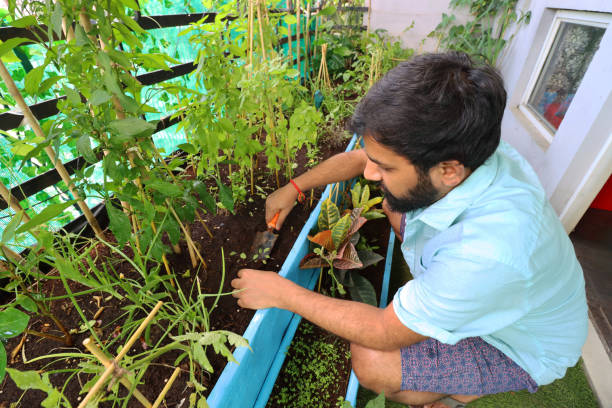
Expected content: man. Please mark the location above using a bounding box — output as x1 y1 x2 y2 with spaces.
231 52 588 407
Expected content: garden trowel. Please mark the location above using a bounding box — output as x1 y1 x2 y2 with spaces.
250 212 280 260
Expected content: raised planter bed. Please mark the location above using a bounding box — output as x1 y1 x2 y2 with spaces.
252 181 395 407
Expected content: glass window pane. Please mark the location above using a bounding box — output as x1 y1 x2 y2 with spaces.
528 22 605 133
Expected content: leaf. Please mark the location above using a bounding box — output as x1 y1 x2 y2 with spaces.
9 16 37 28
193 181 216 215
360 184 371 206
147 179 182 197
318 199 340 231
106 202 131 245
358 249 384 269
162 216 180 246
331 214 351 249
108 118 155 138
307 229 333 251
0 38 30 58
216 180 234 214
16 200 76 234
351 182 362 210
319 5 337 16
6 369 62 408
178 143 197 154
90 89 111 106
334 242 363 270
299 253 326 269
348 272 377 306
364 392 386 408
0 343 5 382
38 75 63 95
76 134 97 163
16 295 37 313
24 65 45 95
284 15 297 25
50 2 63 38
192 342 213 373
0 308 29 339
62 85 80 105
1 211 23 244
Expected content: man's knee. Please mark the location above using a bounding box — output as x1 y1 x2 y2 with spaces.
350 343 401 395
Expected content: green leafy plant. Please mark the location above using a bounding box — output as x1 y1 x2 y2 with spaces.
299 181 385 303
429 0 531 66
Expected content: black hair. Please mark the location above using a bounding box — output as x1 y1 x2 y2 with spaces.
350 51 507 172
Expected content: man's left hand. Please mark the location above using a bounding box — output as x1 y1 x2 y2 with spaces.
231 269 291 310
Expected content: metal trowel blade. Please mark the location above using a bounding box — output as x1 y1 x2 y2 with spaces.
250 230 278 260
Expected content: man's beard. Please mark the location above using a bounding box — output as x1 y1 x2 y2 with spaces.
382 170 442 213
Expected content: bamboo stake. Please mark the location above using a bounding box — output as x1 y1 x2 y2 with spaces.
151 367 181 408
0 182 31 223
286 0 293 65
167 203 206 270
83 338 153 408
248 0 254 72
0 61 105 240
296 0 301 77
304 2 311 79
256 0 267 60
78 301 163 408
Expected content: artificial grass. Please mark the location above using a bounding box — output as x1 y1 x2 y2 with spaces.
355 359 599 408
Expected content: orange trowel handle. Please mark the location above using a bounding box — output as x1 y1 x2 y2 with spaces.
267 212 280 230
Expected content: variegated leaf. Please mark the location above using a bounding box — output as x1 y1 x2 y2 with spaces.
364 196 383 212
348 216 368 237
351 182 361 210
333 242 362 269
307 229 334 251
299 253 326 269
360 184 370 206
318 199 340 231
331 214 351 249
363 210 386 220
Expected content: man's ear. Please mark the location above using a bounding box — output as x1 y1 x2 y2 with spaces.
433 160 470 188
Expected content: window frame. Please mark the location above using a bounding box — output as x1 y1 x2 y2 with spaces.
518 9 612 146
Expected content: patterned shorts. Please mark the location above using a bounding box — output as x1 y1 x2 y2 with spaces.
401 337 539 395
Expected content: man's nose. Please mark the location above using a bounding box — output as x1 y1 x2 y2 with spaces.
363 159 382 181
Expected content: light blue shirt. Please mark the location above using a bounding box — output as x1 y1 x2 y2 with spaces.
392 141 588 385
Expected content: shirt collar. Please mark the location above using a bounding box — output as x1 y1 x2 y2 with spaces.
404 150 499 231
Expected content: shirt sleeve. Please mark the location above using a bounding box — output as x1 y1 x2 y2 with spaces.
392 250 529 345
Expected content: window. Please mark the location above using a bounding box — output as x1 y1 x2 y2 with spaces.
520 10 610 144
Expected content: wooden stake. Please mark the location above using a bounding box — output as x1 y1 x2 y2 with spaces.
304 2 311 79
167 202 206 270
83 338 153 408
151 367 181 408
296 0 301 77
78 301 163 408
0 61 105 240
248 0 254 72
256 0 267 60
286 0 293 65
0 181 31 223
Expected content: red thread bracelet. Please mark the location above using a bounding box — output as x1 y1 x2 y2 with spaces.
289 179 306 203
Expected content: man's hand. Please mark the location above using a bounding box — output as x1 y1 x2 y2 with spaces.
266 184 298 230
231 269 293 310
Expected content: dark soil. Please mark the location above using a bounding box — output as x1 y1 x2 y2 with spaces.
266 216 391 408
0 134 351 407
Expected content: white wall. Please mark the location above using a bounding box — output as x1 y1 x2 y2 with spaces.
499 0 612 231
367 0 471 52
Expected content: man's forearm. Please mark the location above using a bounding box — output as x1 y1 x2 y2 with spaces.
292 149 367 193
278 278 426 350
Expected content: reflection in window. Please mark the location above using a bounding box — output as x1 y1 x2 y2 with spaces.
528 22 605 132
